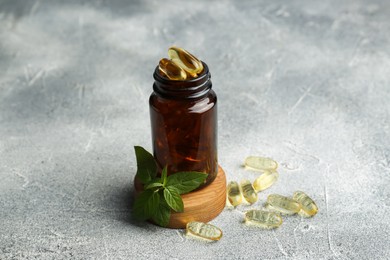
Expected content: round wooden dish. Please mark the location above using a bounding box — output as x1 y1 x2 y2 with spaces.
134 166 227 229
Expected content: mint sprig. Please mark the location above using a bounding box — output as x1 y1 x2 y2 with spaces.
134 146 157 184
163 186 183 212
151 198 171 227
132 190 159 220
166 172 210 194
133 146 208 227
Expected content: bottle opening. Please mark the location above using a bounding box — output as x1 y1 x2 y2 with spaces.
153 62 212 99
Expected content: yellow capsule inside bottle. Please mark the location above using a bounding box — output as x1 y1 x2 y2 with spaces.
253 170 279 192
186 221 222 241
168 46 204 77
266 194 301 215
245 210 283 229
240 179 258 204
293 191 318 217
244 156 278 171
158 58 187 80
227 181 242 207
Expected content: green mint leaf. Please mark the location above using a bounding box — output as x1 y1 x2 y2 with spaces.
166 172 208 194
163 186 184 212
134 146 157 184
161 166 168 186
145 182 163 190
151 197 171 227
133 190 159 220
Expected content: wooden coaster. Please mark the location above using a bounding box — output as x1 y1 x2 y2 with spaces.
134 166 227 229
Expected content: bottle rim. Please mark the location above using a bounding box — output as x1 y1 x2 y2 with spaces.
153 61 212 99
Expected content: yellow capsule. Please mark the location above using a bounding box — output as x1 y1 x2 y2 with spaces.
227 181 242 206
293 191 318 217
158 58 187 80
253 170 279 192
240 179 258 204
244 156 278 171
168 46 204 77
186 222 222 241
245 210 283 229
266 194 301 215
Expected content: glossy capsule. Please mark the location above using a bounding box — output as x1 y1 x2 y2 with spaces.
293 191 318 217
227 181 242 206
168 46 204 77
245 210 283 229
253 170 279 192
158 58 187 80
244 156 278 171
240 179 258 204
186 222 222 241
266 194 301 215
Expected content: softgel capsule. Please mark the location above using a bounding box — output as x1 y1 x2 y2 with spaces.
266 194 301 215
158 58 187 80
168 46 203 77
245 156 278 171
240 179 258 204
186 222 222 241
293 191 318 217
158 47 204 80
245 210 283 229
253 170 279 192
227 181 242 207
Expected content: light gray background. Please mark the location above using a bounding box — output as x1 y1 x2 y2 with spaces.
1 0 389 259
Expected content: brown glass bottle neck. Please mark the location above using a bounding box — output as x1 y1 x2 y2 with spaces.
153 62 212 99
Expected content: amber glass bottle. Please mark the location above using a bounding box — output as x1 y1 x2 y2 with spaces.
149 62 217 187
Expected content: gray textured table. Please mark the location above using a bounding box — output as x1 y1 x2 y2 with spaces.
1 0 389 259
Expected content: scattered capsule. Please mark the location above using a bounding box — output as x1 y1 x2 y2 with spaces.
266 194 301 215
186 221 222 241
245 210 283 229
227 181 242 206
253 170 279 192
158 58 187 80
244 156 278 171
240 179 258 204
293 191 318 217
168 46 204 77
